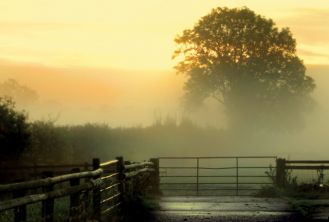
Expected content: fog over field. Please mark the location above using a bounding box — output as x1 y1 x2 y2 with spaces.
0 60 329 160
1 1 329 163
0 59 185 126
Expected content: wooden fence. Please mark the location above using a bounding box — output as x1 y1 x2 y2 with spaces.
0 164 93 183
0 157 159 222
3 156 328 221
276 158 329 187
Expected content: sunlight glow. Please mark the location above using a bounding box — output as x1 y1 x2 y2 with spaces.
0 0 328 70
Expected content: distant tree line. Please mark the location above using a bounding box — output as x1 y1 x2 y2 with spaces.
0 97 225 165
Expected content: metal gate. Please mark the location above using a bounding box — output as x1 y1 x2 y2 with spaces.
159 156 277 196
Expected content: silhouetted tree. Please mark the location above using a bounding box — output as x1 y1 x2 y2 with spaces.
0 97 30 163
173 7 315 131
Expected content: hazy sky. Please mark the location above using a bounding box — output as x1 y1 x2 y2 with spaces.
0 1 328 126
0 0 328 70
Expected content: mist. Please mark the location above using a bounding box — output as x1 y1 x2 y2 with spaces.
0 59 185 126
1 59 329 162
0 0 328 164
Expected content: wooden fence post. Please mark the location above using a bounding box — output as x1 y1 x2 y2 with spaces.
150 158 160 195
41 171 54 222
13 180 26 222
92 158 101 221
116 156 125 202
276 158 286 188
69 168 80 222
83 162 89 183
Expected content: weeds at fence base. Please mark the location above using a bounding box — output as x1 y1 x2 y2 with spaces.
256 184 329 221
257 184 329 199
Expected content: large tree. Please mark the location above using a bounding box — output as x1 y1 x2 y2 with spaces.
173 7 315 131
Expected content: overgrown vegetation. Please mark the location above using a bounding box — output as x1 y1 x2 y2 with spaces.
257 166 329 219
22 118 225 164
0 97 30 163
0 98 227 165
258 165 329 199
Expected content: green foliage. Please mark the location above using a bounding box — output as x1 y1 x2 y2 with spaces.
285 169 298 190
0 97 30 162
258 166 300 198
256 165 281 197
25 120 72 164
22 117 224 164
264 164 276 183
259 164 329 200
173 7 315 131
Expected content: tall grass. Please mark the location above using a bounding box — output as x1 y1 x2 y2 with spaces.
19 117 225 164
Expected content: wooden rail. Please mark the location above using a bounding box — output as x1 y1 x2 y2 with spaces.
0 157 158 222
0 163 93 183
0 178 103 211
3 156 329 221
276 158 329 187
0 169 103 192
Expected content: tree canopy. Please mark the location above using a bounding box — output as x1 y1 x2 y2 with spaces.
0 97 30 162
173 7 315 131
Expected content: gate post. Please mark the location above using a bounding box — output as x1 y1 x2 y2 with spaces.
92 158 101 221
196 158 199 195
69 168 81 222
41 171 54 222
236 157 239 196
150 158 160 195
13 180 26 222
116 156 125 202
276 158 286 188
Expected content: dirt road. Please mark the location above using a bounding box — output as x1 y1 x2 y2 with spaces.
151 196 299 222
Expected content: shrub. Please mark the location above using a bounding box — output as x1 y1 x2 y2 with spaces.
0 97 30 163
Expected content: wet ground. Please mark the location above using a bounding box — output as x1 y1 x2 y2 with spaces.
151 196 299 222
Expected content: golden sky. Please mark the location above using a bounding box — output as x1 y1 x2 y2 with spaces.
0 0 328 70
0 1 329 127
